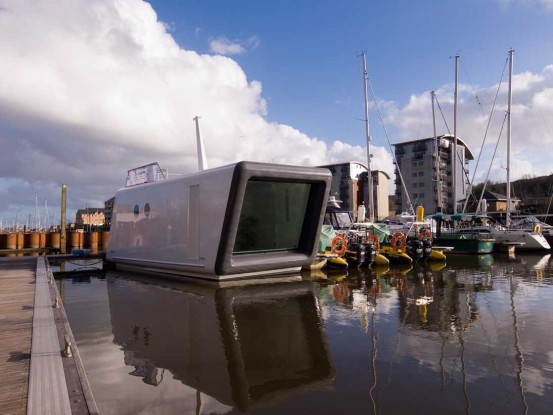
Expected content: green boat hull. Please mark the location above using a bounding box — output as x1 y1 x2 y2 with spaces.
434 234 494 254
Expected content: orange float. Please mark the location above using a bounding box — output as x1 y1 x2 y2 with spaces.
391 232 407 249
331 234 347 257
418 229 432 242
366 234 380 249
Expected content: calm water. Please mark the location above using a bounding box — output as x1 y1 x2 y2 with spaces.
58 253 553 415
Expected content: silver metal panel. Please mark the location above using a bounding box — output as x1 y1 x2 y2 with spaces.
108 163 234 273
187 184 200 260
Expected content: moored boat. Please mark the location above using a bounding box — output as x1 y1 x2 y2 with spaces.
323 203 379 267
431 214 495 254
507 215 553 249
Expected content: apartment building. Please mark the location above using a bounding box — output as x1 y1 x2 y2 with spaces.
318 161 390 221
393 134 474 214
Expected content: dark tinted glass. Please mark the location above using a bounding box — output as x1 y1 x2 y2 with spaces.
233 180 311 253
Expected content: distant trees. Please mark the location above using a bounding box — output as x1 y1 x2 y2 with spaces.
472 174 553 217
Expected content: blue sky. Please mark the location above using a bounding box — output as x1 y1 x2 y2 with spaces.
149 0 553 143
1 0 553 227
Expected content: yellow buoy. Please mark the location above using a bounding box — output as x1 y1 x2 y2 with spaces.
416 205 425 222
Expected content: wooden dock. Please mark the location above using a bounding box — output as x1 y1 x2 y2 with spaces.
0 257 34 415
0 256 98 415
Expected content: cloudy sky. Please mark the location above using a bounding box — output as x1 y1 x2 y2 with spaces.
1 0 553 227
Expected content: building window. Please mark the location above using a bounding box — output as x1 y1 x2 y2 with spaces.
412 172 417 177
419 182 424 187
413 143 428 152
418 171 424 177
413 183 417 188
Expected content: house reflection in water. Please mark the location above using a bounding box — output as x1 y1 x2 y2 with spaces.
106 272 335 411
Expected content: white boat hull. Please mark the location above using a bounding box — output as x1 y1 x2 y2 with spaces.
491 230 550 251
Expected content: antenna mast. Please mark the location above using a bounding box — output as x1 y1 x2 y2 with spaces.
193 116 208 171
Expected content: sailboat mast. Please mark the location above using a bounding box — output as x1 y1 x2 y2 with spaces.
432 91 442 213
453 53 459 214
506 49 514 227
361 52 374 222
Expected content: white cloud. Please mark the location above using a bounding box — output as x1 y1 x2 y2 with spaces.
208 35 259 56
0 0 372 223
497 0 553 11
387 63 553 185
1 0 551 224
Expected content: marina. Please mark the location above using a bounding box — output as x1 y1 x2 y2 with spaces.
3 250 551 414
2 2 553 415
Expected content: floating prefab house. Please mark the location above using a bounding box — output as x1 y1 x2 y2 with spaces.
106 161 331 280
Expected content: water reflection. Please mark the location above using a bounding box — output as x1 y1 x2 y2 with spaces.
61 253 553 414
106 273 334 412
303 253 553 414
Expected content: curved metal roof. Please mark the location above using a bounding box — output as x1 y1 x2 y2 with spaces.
393 134 475 160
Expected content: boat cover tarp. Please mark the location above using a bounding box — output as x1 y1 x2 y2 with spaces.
319 225 336 252
372 223 391 244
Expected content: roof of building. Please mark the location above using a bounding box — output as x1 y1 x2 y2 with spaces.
359 170 391 180
76 208 106 215
318 161 368 169
393 134 475 160
459 189 520 202
317 161 390 178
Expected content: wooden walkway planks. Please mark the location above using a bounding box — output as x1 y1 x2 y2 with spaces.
0 256 98 415
0 257 35 415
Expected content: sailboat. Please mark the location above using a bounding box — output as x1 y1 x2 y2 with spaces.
481 50 550 251
434 51 549 253
430 55 495 254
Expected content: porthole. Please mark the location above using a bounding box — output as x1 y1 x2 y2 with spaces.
144 203 151 217
134 204 139 216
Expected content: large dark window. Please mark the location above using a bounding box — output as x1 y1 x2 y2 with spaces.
233 180 311 253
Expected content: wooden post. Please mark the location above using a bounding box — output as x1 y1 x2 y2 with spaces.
60 184 67 254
